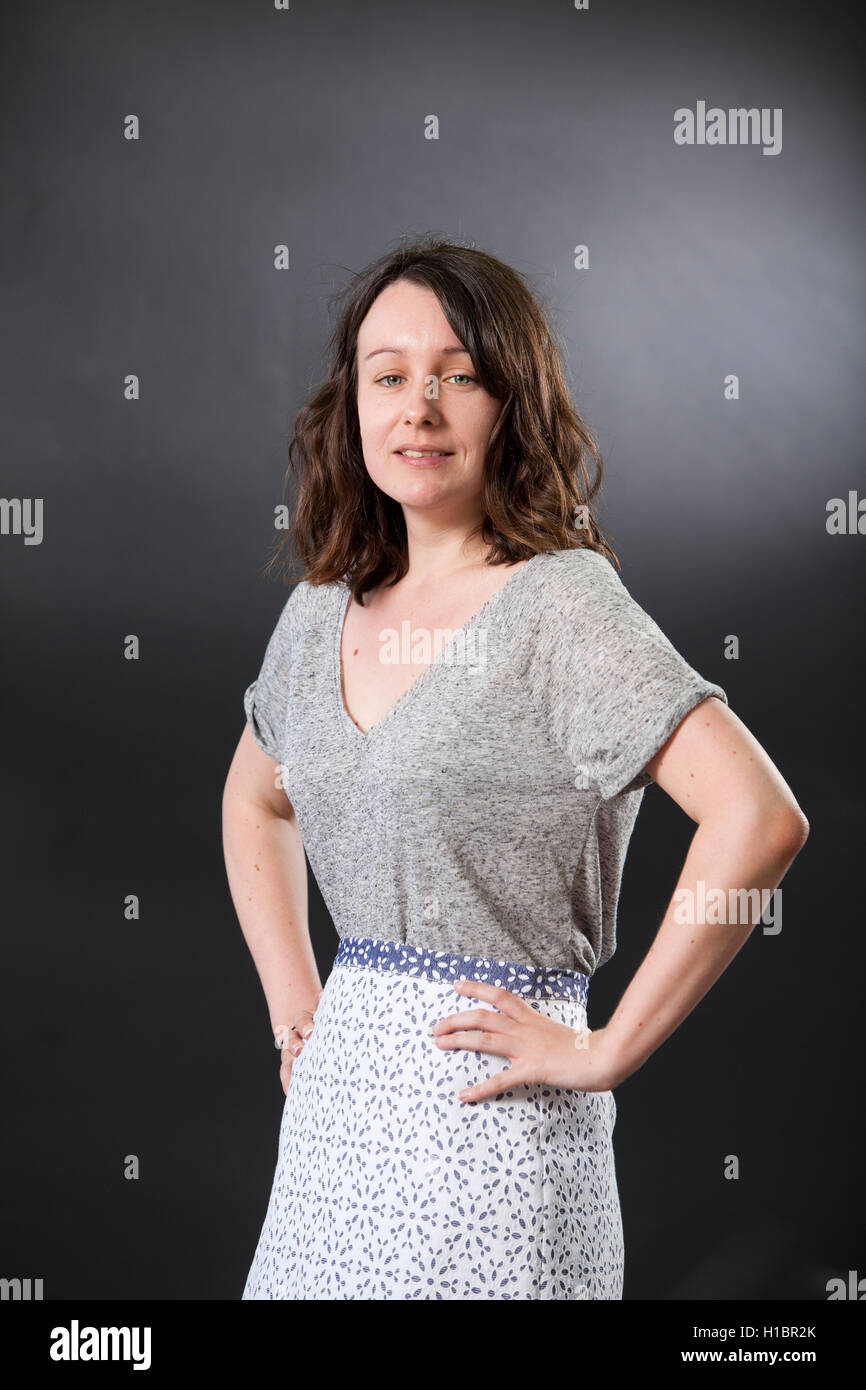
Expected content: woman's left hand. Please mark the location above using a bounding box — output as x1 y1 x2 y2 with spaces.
431 978 620 1102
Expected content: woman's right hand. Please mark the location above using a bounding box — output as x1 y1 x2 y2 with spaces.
276 991 323 1095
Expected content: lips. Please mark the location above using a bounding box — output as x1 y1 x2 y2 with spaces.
395 451 453 468
394 447 454 463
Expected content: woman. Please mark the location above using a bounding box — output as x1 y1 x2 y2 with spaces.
223 236 809 1300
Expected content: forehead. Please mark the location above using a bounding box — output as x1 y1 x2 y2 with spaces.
357 280 470 355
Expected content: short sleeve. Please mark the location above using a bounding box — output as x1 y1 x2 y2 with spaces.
242 581 308 760
531 550 728 801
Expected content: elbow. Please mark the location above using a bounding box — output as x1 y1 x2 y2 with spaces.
766 804 810 860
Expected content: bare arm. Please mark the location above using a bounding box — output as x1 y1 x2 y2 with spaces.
597 695 809 1085
222 724 322 1072
433 694 810 1101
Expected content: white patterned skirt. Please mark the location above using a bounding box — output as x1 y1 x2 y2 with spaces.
242 935 624 1300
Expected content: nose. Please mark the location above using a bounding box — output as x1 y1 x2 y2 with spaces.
403 374 443 426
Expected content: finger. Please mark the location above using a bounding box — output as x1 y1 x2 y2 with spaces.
281 1026 306 1058
433 1029 518 1058
458 1067 525 1103
452 979 532 1021
432 1009 516 1037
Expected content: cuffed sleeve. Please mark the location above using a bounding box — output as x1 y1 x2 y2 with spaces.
243 581 308 761
529 549 728 801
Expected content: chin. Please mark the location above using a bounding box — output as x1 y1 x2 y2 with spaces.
369 468 449 506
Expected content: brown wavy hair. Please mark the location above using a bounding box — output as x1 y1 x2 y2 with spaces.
264 234 620 601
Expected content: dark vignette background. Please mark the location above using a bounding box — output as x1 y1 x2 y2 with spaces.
1 0 862 1300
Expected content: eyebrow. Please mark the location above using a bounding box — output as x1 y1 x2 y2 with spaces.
363 345 472 361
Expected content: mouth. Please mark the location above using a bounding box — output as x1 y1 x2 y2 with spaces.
394 448 454 466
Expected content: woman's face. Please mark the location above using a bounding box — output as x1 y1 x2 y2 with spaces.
355 278 503 519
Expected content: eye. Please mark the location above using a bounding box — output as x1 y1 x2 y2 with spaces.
373 371 476 388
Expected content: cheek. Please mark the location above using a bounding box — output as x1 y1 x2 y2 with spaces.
358 425 391 473
355 429 393 490
357 391 392 444
456 397 501 447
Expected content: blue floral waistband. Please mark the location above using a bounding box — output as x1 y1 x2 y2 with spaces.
333 934 589 1005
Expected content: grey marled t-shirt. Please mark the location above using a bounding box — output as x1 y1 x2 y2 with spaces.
243 547 727 976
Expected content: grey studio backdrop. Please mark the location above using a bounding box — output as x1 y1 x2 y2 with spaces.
1 0 862 1301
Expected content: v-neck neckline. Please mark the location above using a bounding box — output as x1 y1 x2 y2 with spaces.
333 554 545 743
